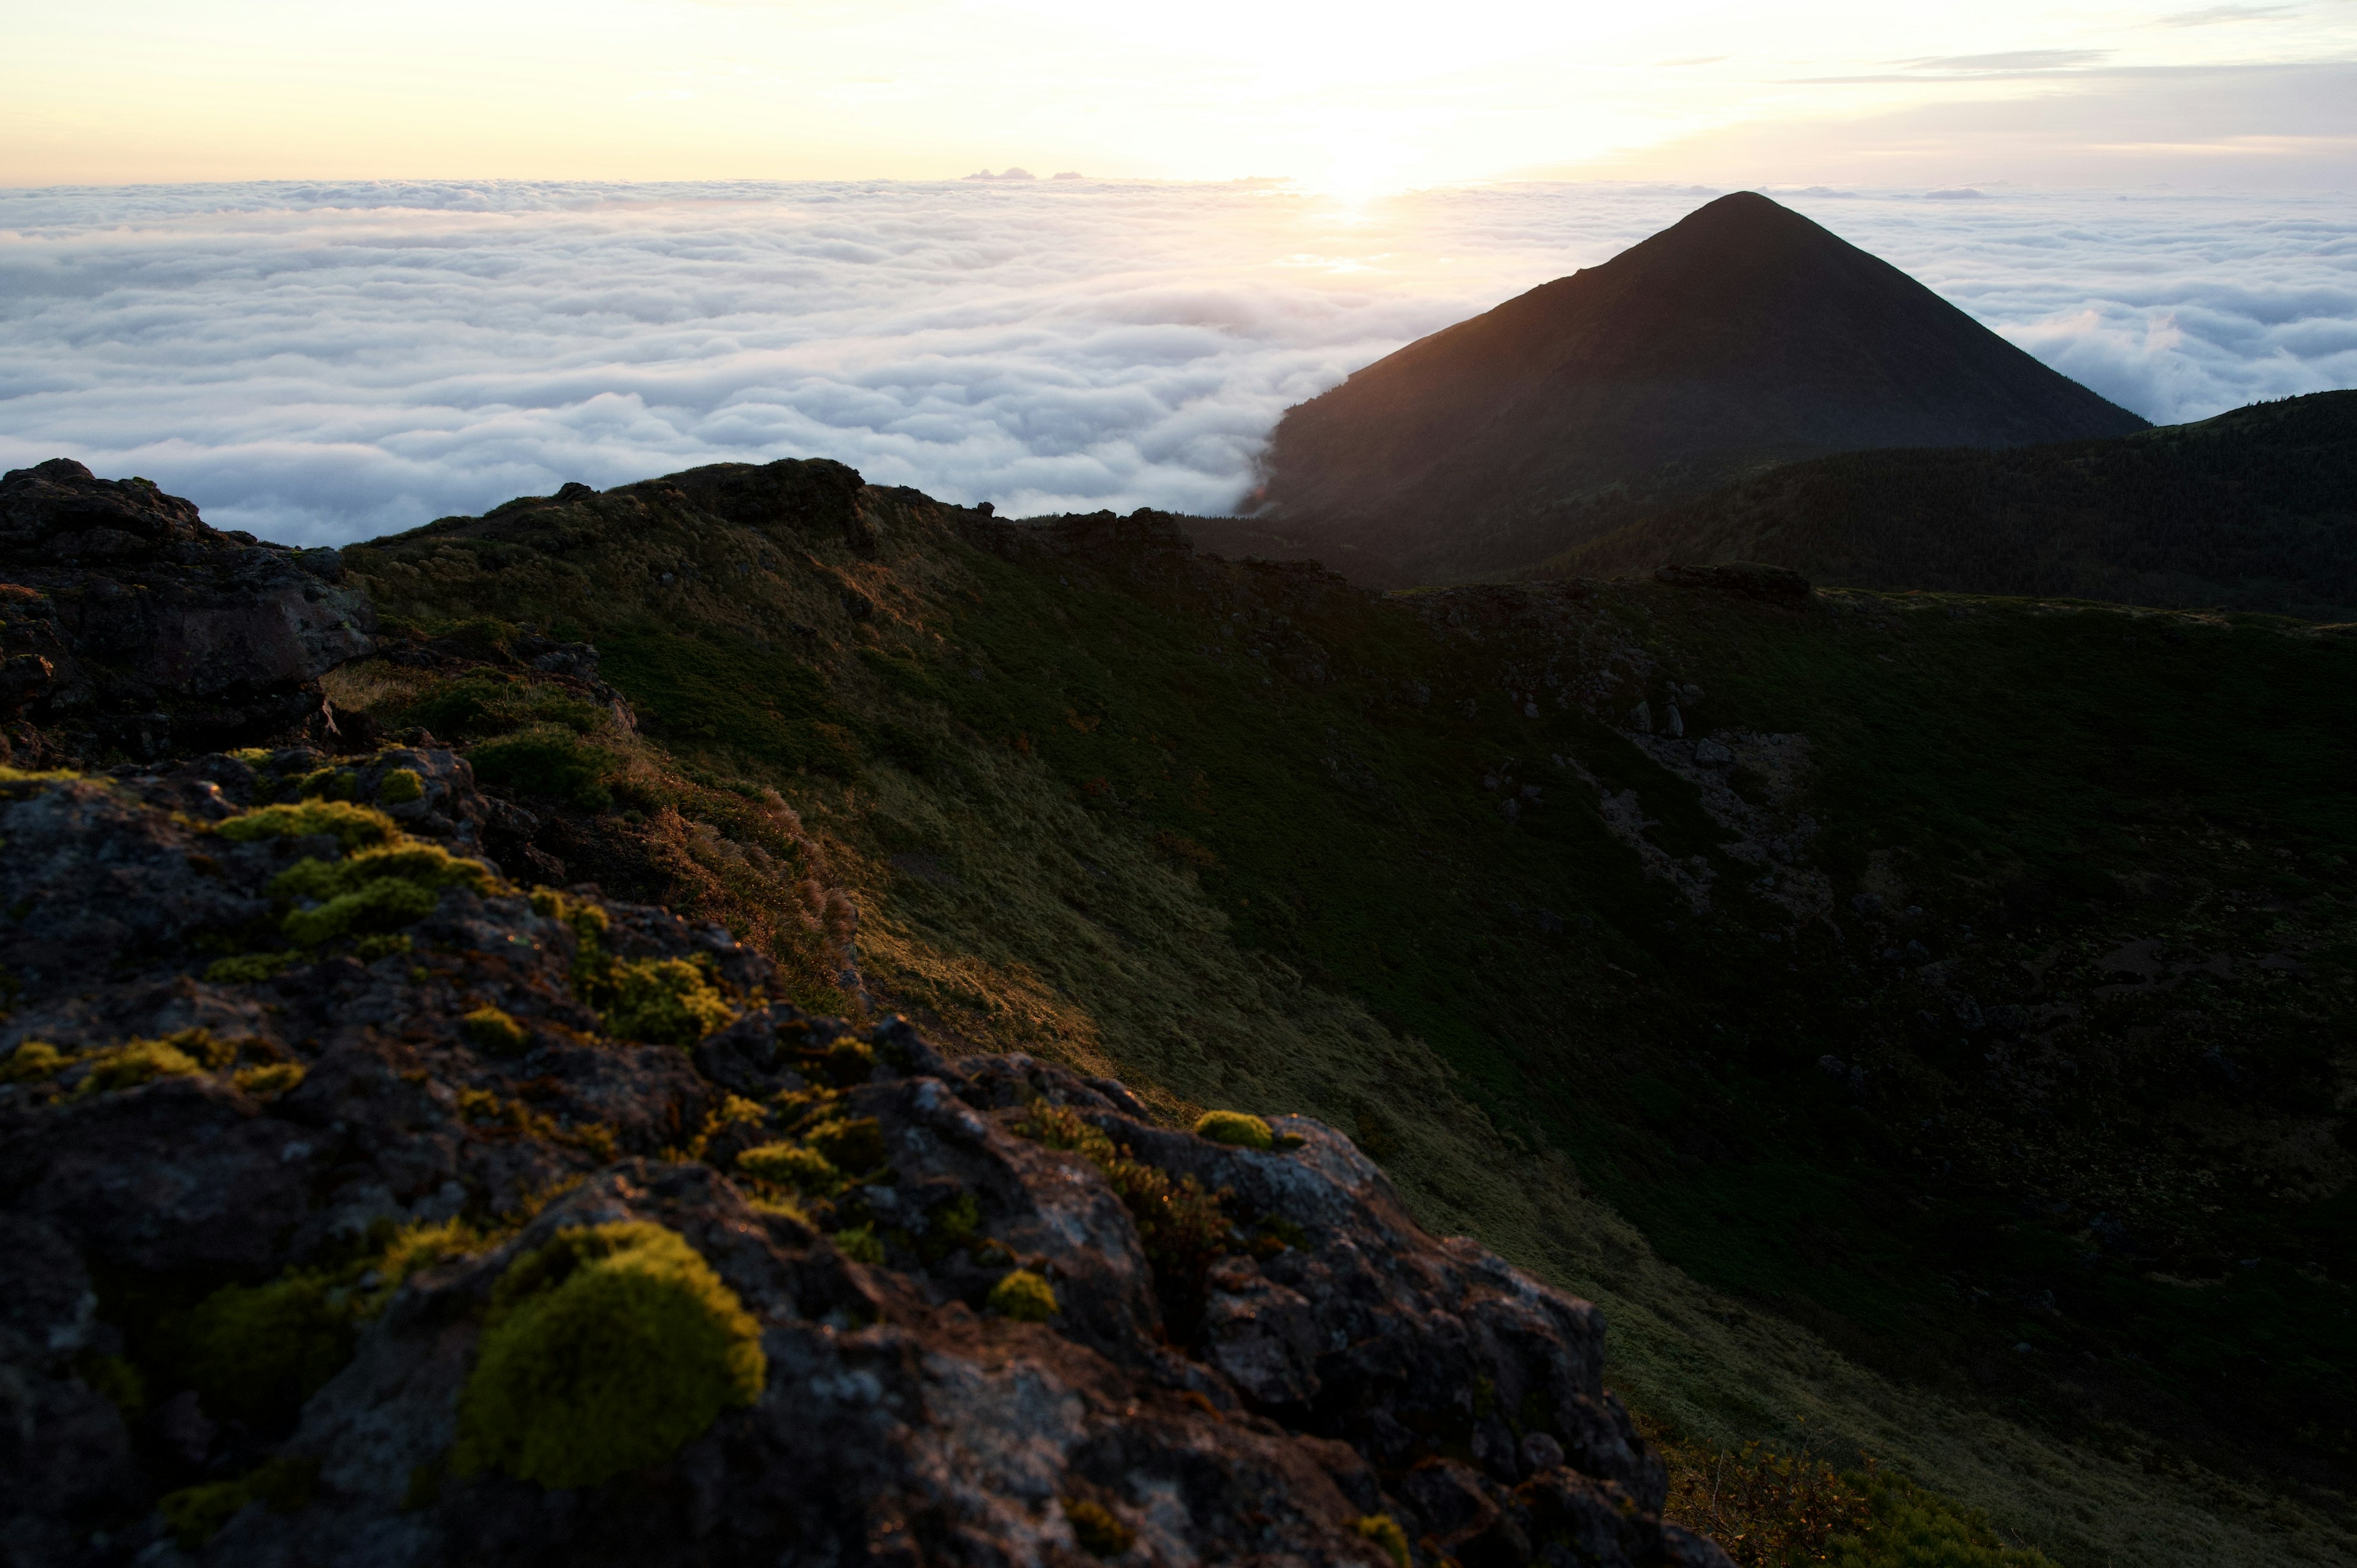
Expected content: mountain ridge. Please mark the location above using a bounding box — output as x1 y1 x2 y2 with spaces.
1526 390 2357 616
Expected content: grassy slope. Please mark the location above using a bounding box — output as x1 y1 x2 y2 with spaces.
1525 391 2357 618
344 471 2356 1567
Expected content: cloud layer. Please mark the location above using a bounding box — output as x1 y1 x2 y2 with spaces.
1 180 2350 544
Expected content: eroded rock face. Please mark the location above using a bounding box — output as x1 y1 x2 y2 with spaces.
0 460 375 761
0 753 1725 1568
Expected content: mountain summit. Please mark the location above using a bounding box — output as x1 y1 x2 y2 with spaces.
1241 191 2150 585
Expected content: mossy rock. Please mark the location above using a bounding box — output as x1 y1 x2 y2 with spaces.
453 1221 765 1489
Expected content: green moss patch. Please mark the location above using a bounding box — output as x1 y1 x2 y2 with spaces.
453 1220 765 1488
1062 1497 1134 1558
158 1456 320 1550
987 1269 1058 1321
1192 1110 1274 1151
217 800 400 852
1353 1513 1410 1568
271 840 498 947
462 1006 530 1057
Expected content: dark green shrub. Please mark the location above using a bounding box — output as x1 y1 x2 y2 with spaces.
468 725 617 808
833 1225 886 1264
804 1116 886 1173
186 1273 358 1428
404 671 603 743
160 1480 250 1550
453 1221 765 1488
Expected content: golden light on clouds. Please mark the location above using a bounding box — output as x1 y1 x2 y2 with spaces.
2 0 2351 187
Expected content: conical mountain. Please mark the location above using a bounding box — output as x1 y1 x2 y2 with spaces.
1243 191 2150 585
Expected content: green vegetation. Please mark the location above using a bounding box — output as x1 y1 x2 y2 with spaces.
1353 1512 1412 1568
588 955 734 1045
987 1268 1059 1321
461 1005 530 1056
217 799 399 851
271 840 498 946
833 1224 886 1264
233 1061 306 1098
470 726 616 808
1062 1497 1136 1558
1192 1110 1274 1150
1 1041 67 1083
1016 1103 1229 1332
186 1272 360 1428
158 1457 320 1550
736 1141 843 1197
204 951 298 984
379 767 425 805
453 1221 765 1489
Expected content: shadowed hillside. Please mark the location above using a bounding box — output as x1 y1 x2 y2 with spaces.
323 461 2355 1567
1199 191 2147 587
1528 390 2357 617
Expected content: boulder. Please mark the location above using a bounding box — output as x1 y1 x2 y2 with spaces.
0 460 374 761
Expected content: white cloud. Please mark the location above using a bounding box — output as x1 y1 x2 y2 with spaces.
0 179 2350 546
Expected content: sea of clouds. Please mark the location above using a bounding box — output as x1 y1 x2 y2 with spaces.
0 179 2351 545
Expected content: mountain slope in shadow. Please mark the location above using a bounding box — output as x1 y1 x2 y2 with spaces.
1530 390 2357 617
1213 191 2148 587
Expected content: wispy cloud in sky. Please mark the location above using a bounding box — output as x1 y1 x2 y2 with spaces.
0 180 2350 545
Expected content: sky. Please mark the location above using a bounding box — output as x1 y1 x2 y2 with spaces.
3 180 2348 544
4 1 2355 193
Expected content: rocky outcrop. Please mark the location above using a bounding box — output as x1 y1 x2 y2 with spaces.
0 460 375 763
0 751 1727 1567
